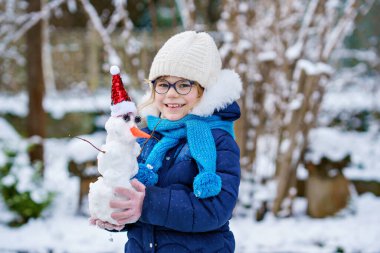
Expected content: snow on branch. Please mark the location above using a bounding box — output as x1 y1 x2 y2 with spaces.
175 0 196 30
285 0 320 61
106 0 125 34
0 0 66 54
322 0 359 60
79 0 121 66
332 48 379 67
110 0 138 56
258 51 277 62
295 59 334 80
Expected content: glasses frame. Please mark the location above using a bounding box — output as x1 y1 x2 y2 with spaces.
152 78 196 95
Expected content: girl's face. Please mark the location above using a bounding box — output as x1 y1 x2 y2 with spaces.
153 76 201 121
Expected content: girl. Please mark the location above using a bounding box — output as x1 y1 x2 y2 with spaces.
92 31 242 252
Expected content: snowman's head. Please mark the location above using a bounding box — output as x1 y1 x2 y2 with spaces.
105 113 149 143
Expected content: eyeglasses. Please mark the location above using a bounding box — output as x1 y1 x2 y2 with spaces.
152 78 196 95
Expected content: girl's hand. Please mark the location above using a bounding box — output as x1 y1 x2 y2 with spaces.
89 217 125 231
110 179 146 225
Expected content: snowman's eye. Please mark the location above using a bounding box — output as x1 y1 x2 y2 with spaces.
122 114 130 122
135 116 141 124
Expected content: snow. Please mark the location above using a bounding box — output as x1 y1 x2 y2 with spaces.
286 41 303 61
0 215 126 252
322 0 358 60
0 117 20 142
296 59 334 76
333 48 379 66
1 76 380 251
0 130 379 252
1 144 379 253
0 66 379 253
257 51 277 62
0 90 110 119
66 132 105 164
322 88 380 113
302 127 380 181
1 0 379 250
0 0 66 54
89 115 140 224
0 92 28 117
0 88 144 119
233 194 380 253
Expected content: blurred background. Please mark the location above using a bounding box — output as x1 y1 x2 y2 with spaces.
0 0 379 252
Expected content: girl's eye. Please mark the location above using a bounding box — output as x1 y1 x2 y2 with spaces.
178 82 191 89
135 116 141 123
122 114 130 122
157 82 169 88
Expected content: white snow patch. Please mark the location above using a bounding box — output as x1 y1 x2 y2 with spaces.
296 59 334 76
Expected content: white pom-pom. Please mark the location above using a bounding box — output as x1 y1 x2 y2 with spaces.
110 66 120 75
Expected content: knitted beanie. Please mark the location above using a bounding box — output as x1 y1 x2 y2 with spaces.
149 31 222 90
141 31 242 118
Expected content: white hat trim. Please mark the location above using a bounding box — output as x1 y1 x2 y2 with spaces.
138 69 242 118
111 101 137 117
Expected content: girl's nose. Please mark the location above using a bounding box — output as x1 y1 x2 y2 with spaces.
166 86 179 97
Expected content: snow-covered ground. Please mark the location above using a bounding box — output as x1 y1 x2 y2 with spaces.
233 194 380 253
1 134 379 253
0 80 380 252
1 188 379 253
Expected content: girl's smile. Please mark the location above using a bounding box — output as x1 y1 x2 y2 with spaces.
165 103 184 108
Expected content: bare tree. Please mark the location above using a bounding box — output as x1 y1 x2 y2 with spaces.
1 0 141 172
218 0 374 217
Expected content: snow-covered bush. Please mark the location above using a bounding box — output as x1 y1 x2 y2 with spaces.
0 142 54 227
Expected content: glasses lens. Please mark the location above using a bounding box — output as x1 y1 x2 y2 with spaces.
175 80 192 95
154 80 170 94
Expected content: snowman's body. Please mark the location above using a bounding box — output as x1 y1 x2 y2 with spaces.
88 115 141 224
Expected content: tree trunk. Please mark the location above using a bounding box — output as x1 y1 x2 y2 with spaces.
148 0 158 51
273 72 321 215
26 0 45 174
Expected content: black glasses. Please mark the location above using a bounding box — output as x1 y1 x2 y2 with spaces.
152 78 196 95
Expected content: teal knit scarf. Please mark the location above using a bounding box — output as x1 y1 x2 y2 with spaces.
135 114 234 198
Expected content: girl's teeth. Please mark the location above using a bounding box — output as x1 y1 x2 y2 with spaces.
167 104 181 108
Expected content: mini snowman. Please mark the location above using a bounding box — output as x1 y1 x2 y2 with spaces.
88 66 150 225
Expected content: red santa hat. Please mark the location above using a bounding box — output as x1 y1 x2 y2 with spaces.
110 66 137 117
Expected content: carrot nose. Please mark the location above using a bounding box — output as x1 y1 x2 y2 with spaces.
130 127 151 139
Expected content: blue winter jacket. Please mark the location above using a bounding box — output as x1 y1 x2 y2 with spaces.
124 102 241 253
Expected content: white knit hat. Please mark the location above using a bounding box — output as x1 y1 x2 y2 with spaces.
149 31 221 89
141 31 242 117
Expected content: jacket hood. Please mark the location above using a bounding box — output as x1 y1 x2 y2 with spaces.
213 101 241 122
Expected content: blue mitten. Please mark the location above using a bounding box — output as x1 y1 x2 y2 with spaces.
193 171 221 198
134 163 158 186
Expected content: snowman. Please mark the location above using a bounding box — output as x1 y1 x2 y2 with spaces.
88 66 150 225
